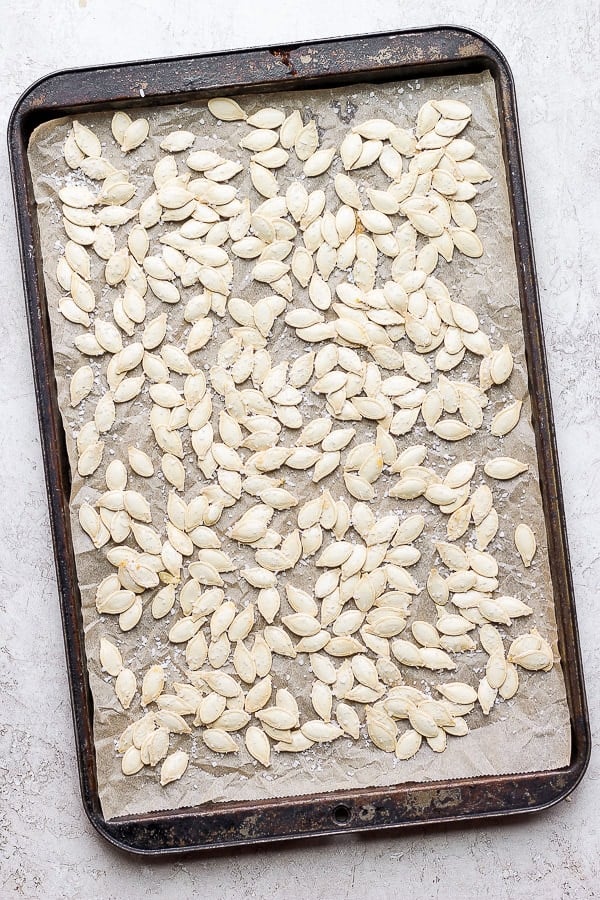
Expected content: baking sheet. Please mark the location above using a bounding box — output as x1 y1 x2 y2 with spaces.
27 70 571 821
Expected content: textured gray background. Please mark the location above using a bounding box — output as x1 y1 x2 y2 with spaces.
1 1 598 897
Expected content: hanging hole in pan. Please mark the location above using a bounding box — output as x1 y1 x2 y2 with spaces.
332 804 352 825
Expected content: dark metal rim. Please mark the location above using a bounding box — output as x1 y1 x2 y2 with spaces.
8 24 509 124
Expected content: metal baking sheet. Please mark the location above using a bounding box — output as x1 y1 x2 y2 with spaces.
8 26 590 854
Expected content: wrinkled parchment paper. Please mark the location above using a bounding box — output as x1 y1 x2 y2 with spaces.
28 71 571 821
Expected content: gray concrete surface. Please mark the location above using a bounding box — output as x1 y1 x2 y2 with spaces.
0 1 598 897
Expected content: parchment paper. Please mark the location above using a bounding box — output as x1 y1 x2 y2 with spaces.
28 70 571 821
